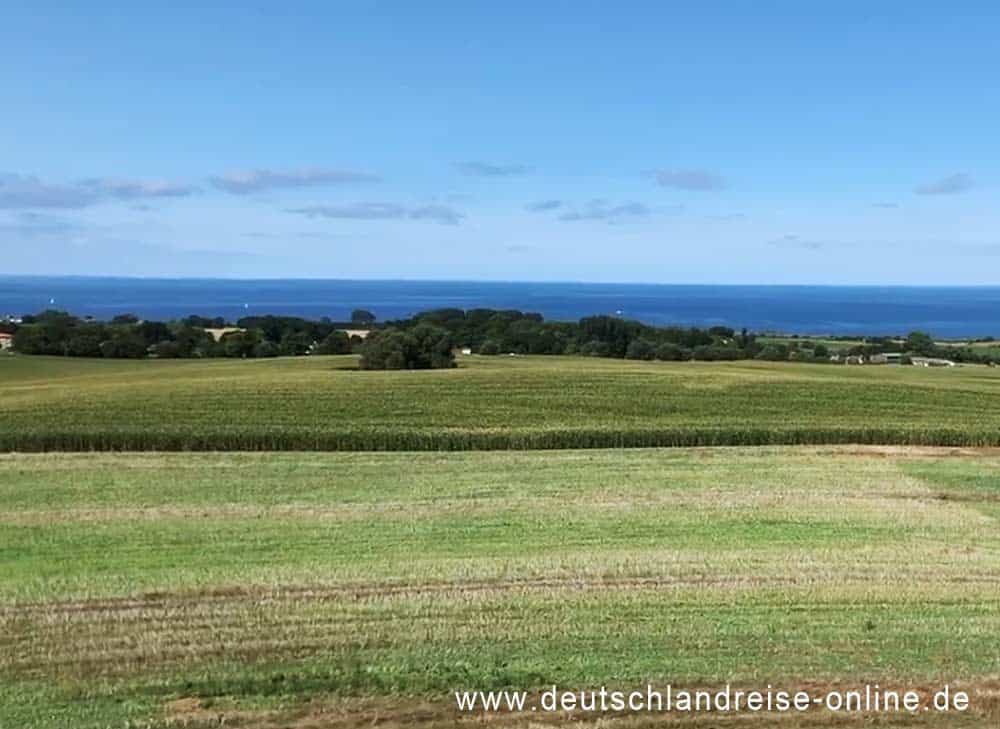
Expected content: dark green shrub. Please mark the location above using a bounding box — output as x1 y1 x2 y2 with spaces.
360 325 455 370
479 340 501 355
625 338 656 360
316 331 352 355
654 342 685 361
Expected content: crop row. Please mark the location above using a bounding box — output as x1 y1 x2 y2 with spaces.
4 425 1000 452
4 355 1000 451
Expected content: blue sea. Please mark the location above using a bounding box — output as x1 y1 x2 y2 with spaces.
2 276 1000 338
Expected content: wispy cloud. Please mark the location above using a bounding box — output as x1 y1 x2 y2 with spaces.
0 173 99 209
505 244 538 254
655 169 727 191
458 162 531 177
0 211 89 236
914 173 974 196
705 212 746 222
79 178 197 199
211 167 381 194
871 202 900 209
289 202 465 225
408 204 465 225
0 173 196 209
243 230 350 241
3 236 268 277
768 234 823 251
558 200 650 224
526 198 654 223
525 199 563 212
291 202 405 220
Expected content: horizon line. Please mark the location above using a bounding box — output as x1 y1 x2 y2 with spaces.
3 274 1000 290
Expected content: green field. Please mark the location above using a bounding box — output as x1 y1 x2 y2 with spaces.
4 354 1000 451
756 335 868 350
2 448 998 727
3 355 999 727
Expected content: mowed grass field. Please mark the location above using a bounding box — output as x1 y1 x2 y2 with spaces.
1 447 998 728
4 354 1000 450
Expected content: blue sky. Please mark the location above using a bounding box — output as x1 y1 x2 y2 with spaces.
2 1 999 283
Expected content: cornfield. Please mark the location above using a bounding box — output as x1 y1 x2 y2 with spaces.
3 353 1000 451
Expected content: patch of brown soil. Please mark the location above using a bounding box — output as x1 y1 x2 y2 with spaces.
161 680 1000 729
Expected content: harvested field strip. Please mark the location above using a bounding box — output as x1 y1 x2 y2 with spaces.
1 448 998 728
4 584 999 679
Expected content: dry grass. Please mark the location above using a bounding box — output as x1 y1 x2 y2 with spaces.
0 447 998 727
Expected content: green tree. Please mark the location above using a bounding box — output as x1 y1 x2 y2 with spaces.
359 325 454 370
149 340 182 358
351 309 376 325
279 331 313 356
171 325 216 357
220 330 262 358
65 333 104 357
137 321 173 347
654 342 685 361
479 339 501 355
315 331 352 355
253 340 280 358
408 324 456 369
12 325 54 354
905 331 935 356
692 345 744 361
755 344 789 361
359 329 410 369
625 338 656 360
99 331 147 358
579 339 611 357
182 315 227 328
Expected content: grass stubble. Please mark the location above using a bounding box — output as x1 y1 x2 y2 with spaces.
0 447 997 727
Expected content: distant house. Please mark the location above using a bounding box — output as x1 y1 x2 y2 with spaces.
845 354 865 365
460 347 473 356
911 357 956 368
869 353 902 365
341 329 370 340
0 332 12 351
205 327 245 342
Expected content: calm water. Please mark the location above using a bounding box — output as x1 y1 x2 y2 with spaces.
2 276 1000 337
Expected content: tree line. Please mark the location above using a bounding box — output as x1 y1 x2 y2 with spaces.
6 306 998 369
8 311 371 359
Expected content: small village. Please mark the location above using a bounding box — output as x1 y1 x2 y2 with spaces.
832 352 960 367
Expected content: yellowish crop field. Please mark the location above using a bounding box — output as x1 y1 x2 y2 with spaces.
4 354 1000 450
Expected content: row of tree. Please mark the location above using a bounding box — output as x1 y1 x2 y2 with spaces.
10 310 361 359
369 309 1000 368
385 308 748 358
8 307 996 369
833 331 1000 365
380 308 759 364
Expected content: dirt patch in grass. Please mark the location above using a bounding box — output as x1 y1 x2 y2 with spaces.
161 680 1000 728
